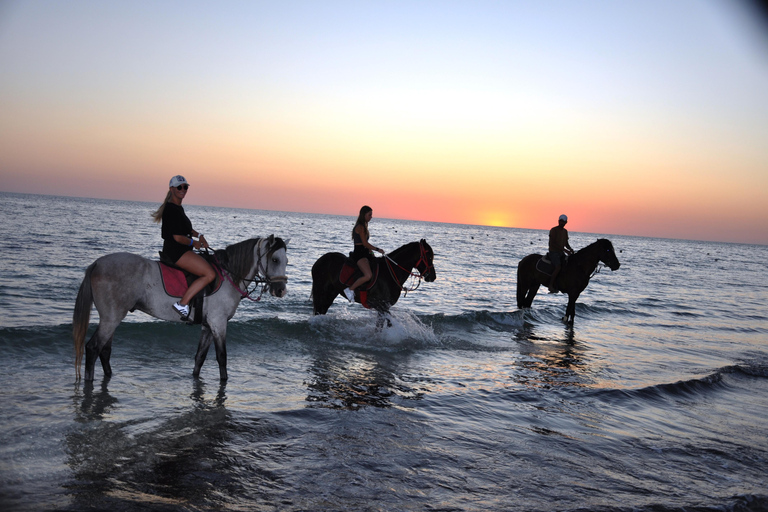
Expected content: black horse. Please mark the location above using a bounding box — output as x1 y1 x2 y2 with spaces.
311 239 436 327
517 238 620 324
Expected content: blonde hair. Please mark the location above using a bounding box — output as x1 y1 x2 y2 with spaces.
151 190 173 223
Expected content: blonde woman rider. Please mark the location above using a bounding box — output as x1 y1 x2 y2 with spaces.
152 175 216 320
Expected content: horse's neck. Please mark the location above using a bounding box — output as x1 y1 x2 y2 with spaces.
389 244 419 282
572 244 600 272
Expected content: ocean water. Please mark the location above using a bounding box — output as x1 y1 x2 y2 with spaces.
0 192 766 512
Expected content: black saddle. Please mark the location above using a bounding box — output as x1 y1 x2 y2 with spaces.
536 253 568 277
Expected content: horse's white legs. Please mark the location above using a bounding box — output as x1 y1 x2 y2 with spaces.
193 322 228 381
193 324 214 378
212 324 228 381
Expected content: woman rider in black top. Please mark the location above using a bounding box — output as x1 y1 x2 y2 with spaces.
152 175 216 320
343 205 385 302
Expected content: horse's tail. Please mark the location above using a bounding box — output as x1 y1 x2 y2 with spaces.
73 262 96 381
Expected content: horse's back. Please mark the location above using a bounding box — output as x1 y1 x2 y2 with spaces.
311 251 346 275
92 252 156 278
518 253 542 274
90 253 158 310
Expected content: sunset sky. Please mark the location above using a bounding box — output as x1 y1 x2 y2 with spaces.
1 1 767 244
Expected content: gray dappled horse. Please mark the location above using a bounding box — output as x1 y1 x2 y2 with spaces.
73 236 288 382
516 238 620 325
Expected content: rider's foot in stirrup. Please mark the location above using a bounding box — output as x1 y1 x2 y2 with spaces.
343 288 355 302
173 302 190 320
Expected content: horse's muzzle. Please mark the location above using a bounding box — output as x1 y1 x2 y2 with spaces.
268 277 288 297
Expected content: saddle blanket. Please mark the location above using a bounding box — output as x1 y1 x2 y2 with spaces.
536 254 568 277
338 258 380 309
158 262 223 298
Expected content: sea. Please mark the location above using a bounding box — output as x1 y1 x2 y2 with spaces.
0 191 766 512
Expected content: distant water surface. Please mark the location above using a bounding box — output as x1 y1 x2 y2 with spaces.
0 192 766 511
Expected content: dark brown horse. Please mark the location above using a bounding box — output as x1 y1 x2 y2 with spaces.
517 238 620 324
311 239 436 328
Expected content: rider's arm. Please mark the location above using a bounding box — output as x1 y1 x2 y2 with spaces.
356 225 384 254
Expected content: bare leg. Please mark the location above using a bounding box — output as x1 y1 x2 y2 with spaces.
349 258 372 292
175 251 216 305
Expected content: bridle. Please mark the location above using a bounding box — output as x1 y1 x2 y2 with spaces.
383 240 433 294
213 237 288 302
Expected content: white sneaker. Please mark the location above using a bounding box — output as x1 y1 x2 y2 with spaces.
343 288 355 302
173 302 190 320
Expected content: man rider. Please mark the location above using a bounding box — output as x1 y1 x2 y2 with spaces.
548 214 574 293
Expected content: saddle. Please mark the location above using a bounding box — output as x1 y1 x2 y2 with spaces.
535 253 568 277
338 255 381 309
157 251 223 324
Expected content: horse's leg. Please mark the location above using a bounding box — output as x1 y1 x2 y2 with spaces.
564 293 578 325
311 276 338 315
524 283 540 308
313 289 337 315
98 337 113 378
374 306 393 332
84 319 120 381
211 322 228 382
193 324 214 378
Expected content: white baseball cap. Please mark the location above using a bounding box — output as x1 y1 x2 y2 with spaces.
169 175 189 188
559 214 568 222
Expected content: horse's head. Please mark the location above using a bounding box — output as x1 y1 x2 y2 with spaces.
260 235 288 297
598 239 621 271
417 239 437 282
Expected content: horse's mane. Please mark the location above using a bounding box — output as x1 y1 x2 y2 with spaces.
388 241 420 259
221 236 286 283
571 238 611 263
220 238 259 283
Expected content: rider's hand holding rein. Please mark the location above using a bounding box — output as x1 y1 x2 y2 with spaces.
173 232 208 250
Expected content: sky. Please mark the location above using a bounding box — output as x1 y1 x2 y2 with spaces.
1 0 767 244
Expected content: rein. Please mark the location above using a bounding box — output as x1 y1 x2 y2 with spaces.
383 241 432 294
211 238 287 302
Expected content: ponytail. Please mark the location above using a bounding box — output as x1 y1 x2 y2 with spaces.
151 190 173 223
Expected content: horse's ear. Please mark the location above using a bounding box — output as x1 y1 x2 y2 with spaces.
268 234 274 245
283 238 290 246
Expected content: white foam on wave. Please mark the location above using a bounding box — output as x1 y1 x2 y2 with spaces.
307 305 439 348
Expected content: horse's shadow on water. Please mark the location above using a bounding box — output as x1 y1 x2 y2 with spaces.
65 378 266 510
303 348 425 410
75 378 119 421
511 321 595 389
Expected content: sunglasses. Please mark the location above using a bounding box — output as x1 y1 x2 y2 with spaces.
175 184 189 191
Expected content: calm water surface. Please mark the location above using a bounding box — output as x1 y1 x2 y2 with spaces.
0 192 766 511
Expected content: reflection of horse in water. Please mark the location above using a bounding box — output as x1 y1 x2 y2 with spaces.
67 380 233 510
516 238 621 325
73 236 288 381
305 351 426 409
310 239 436 328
